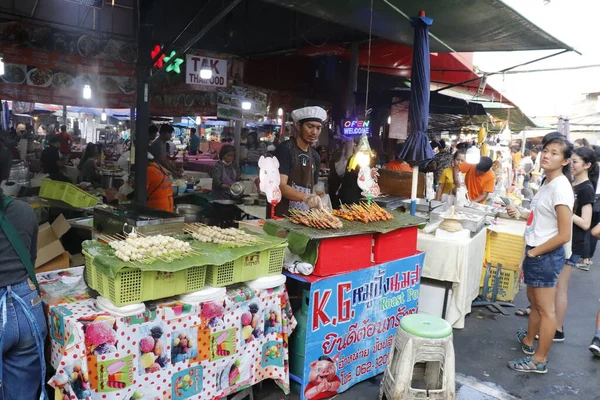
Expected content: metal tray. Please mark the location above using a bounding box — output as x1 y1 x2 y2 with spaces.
430 207 486 233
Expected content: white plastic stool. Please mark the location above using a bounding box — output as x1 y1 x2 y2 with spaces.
380 314 455 400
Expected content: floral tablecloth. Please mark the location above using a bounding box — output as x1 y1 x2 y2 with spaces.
38 267 296 400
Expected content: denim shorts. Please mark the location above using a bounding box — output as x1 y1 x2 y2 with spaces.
523 245 566 288
565 253 582 267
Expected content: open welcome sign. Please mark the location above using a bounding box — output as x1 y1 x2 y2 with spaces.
342 119 371 136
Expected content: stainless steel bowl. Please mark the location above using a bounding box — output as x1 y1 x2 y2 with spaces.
230 182 245 197
175 204 204 222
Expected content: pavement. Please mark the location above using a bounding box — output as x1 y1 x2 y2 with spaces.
253 253 600 400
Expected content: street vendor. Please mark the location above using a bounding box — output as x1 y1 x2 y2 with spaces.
458 156 495 204
272 106 326 217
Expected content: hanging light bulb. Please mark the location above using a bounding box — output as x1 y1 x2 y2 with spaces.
83 84 92 99
387 115 391 124
277 108 283 117
241 101 251 110
466 146 481 164
349 133 373 171
0 57 4 76
101 109 107 122
199 66 212 80
195 116 201 125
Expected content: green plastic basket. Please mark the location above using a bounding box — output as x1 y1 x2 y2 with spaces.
205 243 287 287
40 179 99 208
83 251 207 306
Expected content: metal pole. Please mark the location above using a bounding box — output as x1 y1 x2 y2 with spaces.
346 41 359 118
62 105 67 127
151 0 243 80
234 120 242 168
134 24 153 204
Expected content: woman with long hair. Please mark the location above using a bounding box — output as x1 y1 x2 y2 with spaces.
507 135 574 373
435 150 466 201
78 143 101 184
552 147 597 342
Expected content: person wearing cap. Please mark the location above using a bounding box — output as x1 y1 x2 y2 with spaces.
272 106 326 217
458 156 495 204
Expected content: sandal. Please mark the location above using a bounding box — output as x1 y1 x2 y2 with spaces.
508 356 548 374
515 306 531 317
516 329 535 355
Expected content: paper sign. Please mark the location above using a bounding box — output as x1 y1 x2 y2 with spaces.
258 156 282 204
186 55 228 88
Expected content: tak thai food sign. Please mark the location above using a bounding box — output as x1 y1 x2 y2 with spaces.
300 253 423 400
185 55 228 88
342 119 371 136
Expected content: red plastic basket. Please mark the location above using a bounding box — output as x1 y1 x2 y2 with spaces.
373 226 418 264
312 234 373 277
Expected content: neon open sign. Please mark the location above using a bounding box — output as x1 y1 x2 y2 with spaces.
342 119 371 136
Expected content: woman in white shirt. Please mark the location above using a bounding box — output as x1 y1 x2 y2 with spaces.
506 135 574 374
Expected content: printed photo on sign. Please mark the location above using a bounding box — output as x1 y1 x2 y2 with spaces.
172 366 203 400
97 355 134 392
81 315 118 356
138 324 168 374
301 254 424 399
171 328 199 364
210 328 237 360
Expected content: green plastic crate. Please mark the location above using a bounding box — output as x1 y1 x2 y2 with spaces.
205 243 287 287
40 179 99 208
83 251 206 306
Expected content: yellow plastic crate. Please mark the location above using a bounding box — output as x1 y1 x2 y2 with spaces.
205 243 287 287
479 264 521 302
485 230 525 268
83 251 206 306
40 179 99 208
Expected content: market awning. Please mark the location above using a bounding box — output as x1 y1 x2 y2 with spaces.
263 0 572 52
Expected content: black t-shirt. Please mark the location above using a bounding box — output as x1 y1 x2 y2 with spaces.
274 139 320 185
41 146 60 174
572 180 595 255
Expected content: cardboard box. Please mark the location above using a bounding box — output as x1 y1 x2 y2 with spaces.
36 252 70 273
36 214 71 268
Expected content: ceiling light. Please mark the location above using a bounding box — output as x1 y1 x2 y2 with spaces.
83 85 92 99
466 146 481 164
101 109 107 122
195 116 201 125
199 66 212 80
0 57 4 76
277 108 283 116
387 116 391 124
242 101 251 110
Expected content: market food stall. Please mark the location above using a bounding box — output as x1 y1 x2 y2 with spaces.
262 207 425 399
34 215 296 400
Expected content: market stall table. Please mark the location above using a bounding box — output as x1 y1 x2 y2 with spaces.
185 158 218 174
417 228 487 329
284 253 424 400
39 267 296 400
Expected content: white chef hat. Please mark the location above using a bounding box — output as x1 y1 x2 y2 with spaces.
291 106 327 125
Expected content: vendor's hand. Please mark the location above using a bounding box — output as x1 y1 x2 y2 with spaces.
304 194 323 209
506 204 520 219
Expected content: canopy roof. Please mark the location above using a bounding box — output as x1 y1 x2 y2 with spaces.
263 0 572 52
